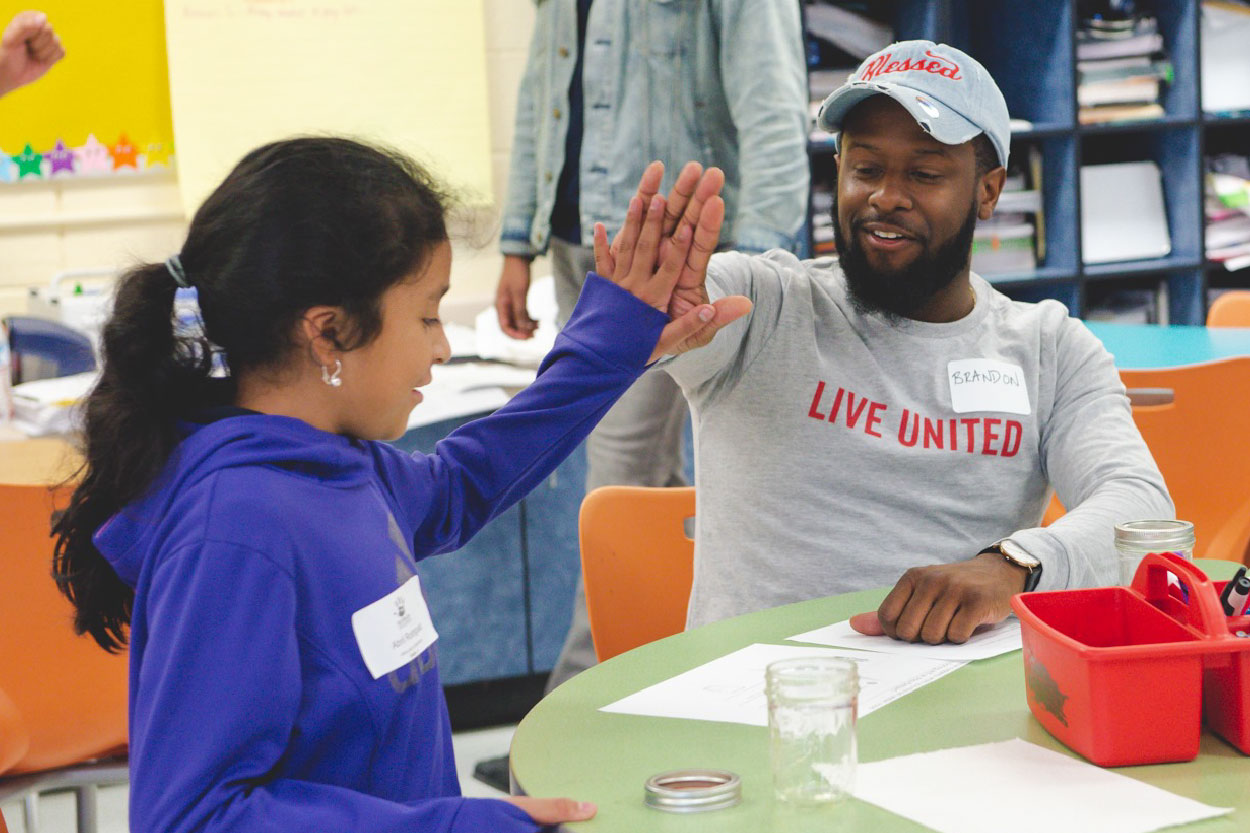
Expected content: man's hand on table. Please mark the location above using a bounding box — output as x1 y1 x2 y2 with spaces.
849 552 1029 644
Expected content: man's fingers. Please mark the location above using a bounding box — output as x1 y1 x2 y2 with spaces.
672 168 725 247
848 611 884 636
686 194 724 272
919 594 963 645
495 287 534 339
650 295 751 361
662 161 703 235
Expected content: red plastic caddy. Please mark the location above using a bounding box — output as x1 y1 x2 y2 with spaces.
1011 552 1250 766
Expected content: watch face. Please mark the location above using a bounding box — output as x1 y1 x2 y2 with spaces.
1000 540 1041 570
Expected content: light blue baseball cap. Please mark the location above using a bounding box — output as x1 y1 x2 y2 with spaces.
817 40 1010 169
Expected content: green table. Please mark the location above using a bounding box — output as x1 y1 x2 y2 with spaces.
510 560 1247 832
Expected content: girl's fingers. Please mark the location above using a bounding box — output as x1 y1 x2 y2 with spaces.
626 194 667 285
612 195 645 278
633 160 665 211
592 222 613 278
652 218 693 298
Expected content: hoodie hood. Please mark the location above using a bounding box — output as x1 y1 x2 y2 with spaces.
94 414 374 586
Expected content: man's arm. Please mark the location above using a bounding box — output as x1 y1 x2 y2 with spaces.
858 316 1172 644
711 0 810 252
1007 318 1173 587
0 11 64 98
495 9 549 337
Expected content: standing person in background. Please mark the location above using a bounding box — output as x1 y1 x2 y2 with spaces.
0 11 64 99
496 0 810 690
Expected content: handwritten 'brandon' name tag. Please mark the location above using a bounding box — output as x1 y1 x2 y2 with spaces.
947 359 1031 415
351 575 439 680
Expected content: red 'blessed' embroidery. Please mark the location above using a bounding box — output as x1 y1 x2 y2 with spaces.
858 50 963 83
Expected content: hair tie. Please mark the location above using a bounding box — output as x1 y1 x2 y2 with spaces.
165 255 190 288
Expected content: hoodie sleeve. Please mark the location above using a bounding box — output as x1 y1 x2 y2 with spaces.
373 273 668 556
129 540 541 833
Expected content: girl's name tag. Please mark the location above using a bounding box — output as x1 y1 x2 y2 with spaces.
351 575 439 679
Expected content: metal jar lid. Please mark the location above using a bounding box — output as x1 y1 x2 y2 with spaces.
644 769 742 813
1114 519 1196 549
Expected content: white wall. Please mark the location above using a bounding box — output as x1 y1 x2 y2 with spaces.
0 1 540 323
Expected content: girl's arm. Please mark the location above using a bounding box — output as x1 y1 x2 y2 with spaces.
130 540 550 833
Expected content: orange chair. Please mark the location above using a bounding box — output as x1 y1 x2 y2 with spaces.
1207 291 1250 327
579 486 696 661
1045 358 1250 565
0 686 30 776
0 483 129 832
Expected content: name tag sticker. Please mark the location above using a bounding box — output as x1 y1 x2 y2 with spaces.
351 575 439 680
947 359 1031 415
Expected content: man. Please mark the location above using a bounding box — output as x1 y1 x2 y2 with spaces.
497 0 809 686
649 40 1172 643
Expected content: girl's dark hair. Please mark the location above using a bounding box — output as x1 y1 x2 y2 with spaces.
52 137 450 650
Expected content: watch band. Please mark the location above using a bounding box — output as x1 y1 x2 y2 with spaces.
979 542 1043 592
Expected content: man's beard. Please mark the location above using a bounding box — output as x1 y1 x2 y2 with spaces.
833 197 978 321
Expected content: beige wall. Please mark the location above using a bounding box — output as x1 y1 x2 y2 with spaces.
0 1 539 323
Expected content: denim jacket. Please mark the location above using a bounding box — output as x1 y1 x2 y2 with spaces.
500 0 810 257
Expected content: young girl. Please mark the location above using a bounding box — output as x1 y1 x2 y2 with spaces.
51 138 743 832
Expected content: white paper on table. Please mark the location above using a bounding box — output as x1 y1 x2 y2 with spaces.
789 618 1022 663
855 738 1230 833
599 643 965 726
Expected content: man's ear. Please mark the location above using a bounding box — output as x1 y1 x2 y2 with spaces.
299 306 344 368
977 166 1008 221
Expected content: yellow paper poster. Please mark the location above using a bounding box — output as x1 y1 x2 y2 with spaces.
0 0 175 177
163 0 492 215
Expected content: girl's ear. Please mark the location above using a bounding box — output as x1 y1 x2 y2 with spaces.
299 306 344 368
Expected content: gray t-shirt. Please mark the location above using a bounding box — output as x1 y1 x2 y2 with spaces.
664 250 1173 628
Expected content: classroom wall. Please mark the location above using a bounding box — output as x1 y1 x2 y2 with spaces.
0 1 539 321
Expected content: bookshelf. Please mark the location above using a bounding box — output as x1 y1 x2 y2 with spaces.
803 0 1246 326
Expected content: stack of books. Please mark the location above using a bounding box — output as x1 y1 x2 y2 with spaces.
1206 154 1250 273
972 147 1044 277
810 186 836 257
1077 13 1171 125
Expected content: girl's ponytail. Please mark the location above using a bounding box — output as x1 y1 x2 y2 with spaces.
52 261 229 651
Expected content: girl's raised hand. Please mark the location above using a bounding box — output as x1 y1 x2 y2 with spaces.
594 164 750 363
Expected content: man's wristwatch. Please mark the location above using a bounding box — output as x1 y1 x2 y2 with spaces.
980 539 1043 592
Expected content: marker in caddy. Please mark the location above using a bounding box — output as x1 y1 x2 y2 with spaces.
1219 566 1250 617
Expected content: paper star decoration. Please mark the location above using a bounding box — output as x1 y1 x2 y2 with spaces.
110 134 138 170
12 144 43 178
46 139 76 175
75 135 112 174
144 141 173 168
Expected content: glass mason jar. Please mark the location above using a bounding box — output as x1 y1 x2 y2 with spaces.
1113 519 1196 585
765 657 859 804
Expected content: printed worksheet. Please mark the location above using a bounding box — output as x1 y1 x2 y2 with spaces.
789 618 1022 662
599 643 966 726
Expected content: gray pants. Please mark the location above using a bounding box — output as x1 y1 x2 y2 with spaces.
544 237 689 693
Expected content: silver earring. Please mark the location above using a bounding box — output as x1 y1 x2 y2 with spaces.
321 359 343 388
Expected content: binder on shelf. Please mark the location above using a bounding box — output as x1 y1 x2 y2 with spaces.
1080 161 1172 265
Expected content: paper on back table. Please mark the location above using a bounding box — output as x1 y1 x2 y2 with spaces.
600 643 965 726
855 739 1230 833
789 618 1022 662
